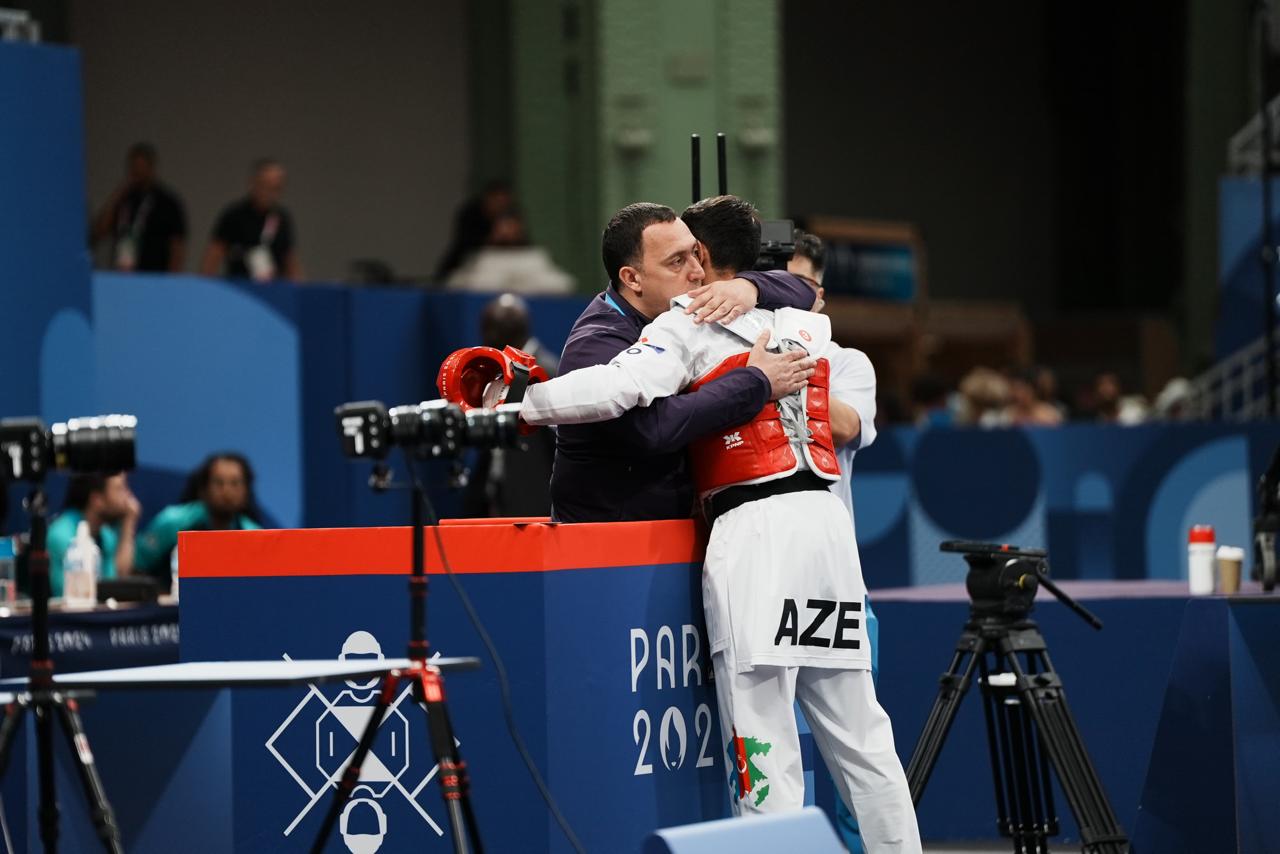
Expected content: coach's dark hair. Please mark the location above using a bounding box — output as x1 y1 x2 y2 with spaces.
793 230 825 275
602 203 676 287
680 195 761 275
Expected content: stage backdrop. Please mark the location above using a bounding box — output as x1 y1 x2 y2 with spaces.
848 421 1280 587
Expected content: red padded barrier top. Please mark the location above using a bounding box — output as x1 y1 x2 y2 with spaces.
178 519 706 578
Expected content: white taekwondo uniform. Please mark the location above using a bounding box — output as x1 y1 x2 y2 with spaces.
520 298 921 853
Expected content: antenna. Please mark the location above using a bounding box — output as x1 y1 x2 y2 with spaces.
690 134 701 203
716 132 728 195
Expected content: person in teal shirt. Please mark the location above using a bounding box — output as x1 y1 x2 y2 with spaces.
45 473 141 597
135 453 263 579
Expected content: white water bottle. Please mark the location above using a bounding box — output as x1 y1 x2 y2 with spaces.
63 520 100 607
1188 525 1215 596
170 546 179 601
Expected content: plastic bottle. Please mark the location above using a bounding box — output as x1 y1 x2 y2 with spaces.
170 545 179 601
63 520 100 607
0 536 16 604
1188 524 1215 596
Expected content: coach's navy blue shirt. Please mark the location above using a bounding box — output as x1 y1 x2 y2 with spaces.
549 270 816 522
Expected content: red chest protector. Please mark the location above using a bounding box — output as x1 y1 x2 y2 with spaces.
687 354 841 496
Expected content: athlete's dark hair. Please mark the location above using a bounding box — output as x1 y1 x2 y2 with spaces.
680 195 761 275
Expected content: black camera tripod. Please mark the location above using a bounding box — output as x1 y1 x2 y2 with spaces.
309 458 483 854
905 541 1129 854
0 487 122 853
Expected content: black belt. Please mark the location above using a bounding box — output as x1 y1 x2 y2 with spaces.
704 471 830 524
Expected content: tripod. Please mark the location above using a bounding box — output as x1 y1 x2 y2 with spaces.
310 460 483 854
0 487 122 853
905 541 1129 854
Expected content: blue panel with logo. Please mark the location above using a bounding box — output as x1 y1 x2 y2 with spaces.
180 561 729 853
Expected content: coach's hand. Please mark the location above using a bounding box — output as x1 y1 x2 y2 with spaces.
747 330 815 400
684 278 759 325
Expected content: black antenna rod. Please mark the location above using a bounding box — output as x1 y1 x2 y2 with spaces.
691 134 701 203
717 132 728 195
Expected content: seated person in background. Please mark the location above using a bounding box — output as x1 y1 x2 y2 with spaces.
1006 368 1064 427
200 158 302 283
45 473 141 597
90 142 188 273
135 453 263 579
444 210 575 295
435 179 516 281
462 294 557 518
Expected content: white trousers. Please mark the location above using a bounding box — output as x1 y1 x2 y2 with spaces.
712 644 923 854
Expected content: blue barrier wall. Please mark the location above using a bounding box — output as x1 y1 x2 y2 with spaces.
849 422 1280 585
88 273 589 530
22 264 1280 583
0 41 94 528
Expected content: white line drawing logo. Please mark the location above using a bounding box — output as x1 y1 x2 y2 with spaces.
266 631 450 851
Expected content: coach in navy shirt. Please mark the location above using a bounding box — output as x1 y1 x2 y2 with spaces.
551 202 818 522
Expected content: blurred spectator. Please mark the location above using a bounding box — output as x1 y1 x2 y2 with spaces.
1154 377 1194 419
957 368 1011 427
435 180 516 280
90 142 188 273
910 374 954 428
200 158 302 282
45 473 140 597
1033 365 1069 420
1094 372 1149 425
788 230 825 309
480 293 559 376
462 294 557 518
135 453 263 579
444 219 574 295
1006 368 1064 427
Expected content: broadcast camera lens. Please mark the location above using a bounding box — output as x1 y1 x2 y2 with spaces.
0 415 137 483
335 399 524 459
51 415 137 474
464 407 522 450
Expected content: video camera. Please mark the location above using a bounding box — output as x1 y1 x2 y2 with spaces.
940 540 1049 620
0 415 137 483
335 400 523 461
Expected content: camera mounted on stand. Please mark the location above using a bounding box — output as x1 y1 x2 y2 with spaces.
906 541 1129 853
0 413 138 853
321 348 551 854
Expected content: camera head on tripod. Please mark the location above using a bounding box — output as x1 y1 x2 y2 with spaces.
941 540 1048 622
334 399 523 462
0 415 137 484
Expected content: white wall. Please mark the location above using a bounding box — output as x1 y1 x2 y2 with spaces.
72 0 470 282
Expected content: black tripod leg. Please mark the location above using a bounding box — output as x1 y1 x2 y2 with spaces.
310 671 401 854
1004 694 1041 854
56 698 122 853
417 667 484 854
0 701 27 780
906 628 984 804
977 664 1018 846
1004 637 1129 854
35 700 58 854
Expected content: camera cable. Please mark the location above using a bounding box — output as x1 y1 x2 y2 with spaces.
405 455 587 854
